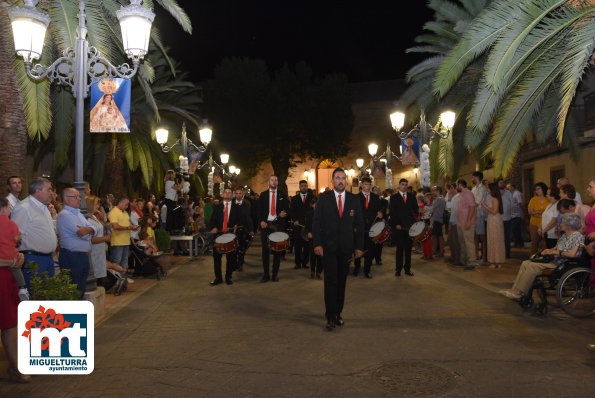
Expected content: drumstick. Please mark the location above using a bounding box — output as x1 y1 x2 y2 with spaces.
347 250 367 263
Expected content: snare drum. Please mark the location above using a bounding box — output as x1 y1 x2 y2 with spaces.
214 233 238 254
408 221 432 242
268 231 290 252
369 220 391 244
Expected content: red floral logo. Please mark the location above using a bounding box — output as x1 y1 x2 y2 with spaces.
22 305 72 350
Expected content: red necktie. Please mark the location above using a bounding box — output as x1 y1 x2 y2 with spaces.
365 194 369 209
403 193 407 204
302 195 306 204
270 191 276 217
223 202 229 231
338 194 343 218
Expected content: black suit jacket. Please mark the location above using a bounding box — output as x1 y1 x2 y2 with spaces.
209 201 241 232
290 192 315 225
357 192 384 230
258 189 289 228
312 190 365 255
388 191 419 230
234 200 254 233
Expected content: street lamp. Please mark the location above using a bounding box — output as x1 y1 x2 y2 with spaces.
390 110 456 143
8 0 155 206
156 122 209 173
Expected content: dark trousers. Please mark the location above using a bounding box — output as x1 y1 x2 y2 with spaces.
503 219 512 258
59 249 89 298
236 233 250 268
323 252 350 321
261 229 282 277
293 228 310 267
394 229 413 273
511 217 524 246
353 236 373 275
213 250 236 280
22 253 54 291
375 243 383 264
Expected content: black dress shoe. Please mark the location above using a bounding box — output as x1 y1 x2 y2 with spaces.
405 271 414 276
260 276 270 283
334 315 344 326
364 273 373 279
210 279 223 286
325 321 336 331
225 279 233 285
395 272 401 277
272 275 279 282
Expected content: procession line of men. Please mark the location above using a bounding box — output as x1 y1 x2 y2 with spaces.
208 169 427 331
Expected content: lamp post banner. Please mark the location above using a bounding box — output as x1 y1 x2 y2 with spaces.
400 137 420 166
89 78 131 133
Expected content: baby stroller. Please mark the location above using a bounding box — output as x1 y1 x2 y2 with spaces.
130 241 167 280
101 269 128 296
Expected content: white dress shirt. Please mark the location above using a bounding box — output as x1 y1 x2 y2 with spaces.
11 196 57 254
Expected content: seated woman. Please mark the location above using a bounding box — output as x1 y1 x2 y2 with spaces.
500 213 584 299
136 220 161 256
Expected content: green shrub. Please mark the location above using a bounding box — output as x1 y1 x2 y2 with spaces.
154 228 171 252
29 261 80 300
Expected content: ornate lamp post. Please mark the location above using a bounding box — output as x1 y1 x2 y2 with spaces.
8 0 155 206
388 109 455 189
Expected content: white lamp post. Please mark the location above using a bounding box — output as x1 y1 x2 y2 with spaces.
8 0 155 207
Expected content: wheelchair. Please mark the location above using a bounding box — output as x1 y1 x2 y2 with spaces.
518 253 594 317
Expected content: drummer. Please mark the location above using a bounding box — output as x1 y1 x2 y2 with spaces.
353 177 384 278
208 188 240 286
389 179 419 277
258 176 289 282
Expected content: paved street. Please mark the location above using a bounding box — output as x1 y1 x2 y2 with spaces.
2 241 595 397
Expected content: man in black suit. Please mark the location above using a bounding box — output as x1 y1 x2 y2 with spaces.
209 188 240 285
373 186 389 265
353 177 384 278
258 176 289 282
234 186 254 271
313 168 364 331
389 178 419 277
290 180 315 269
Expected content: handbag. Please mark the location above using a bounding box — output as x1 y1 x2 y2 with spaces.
529 253 555 263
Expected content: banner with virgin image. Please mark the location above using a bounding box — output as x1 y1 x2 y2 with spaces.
89 78 131 133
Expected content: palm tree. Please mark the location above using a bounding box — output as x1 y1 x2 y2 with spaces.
434 0 595 175
0 0 192 190
29 49 203 196
399 0 491 178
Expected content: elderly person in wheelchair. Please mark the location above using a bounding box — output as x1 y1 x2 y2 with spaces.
500 213 585 300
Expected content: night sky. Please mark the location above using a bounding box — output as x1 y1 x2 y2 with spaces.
155 1 434 83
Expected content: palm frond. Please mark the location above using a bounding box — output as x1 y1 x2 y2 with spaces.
428 0 473 24
48 0 78 52
406 46 448 54
154 0 192 33
485 0 569 93
555 9 595 141
15 60 52 140
51 89 74 167
433 0 514 97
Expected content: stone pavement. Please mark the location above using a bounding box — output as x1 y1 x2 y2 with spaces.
1 241 595 397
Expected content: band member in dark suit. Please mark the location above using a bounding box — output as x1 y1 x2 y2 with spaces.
313 168 365 331
209 188 240 285
389 178 419 276
304 197 323 279
234 186 254 271
258 176 289 282
353 177 384 278
290 180 315 269
373 186 389 265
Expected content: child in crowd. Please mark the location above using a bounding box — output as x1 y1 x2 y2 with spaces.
0 198 28 301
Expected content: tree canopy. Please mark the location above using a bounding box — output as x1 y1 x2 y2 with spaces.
203 58 354 192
